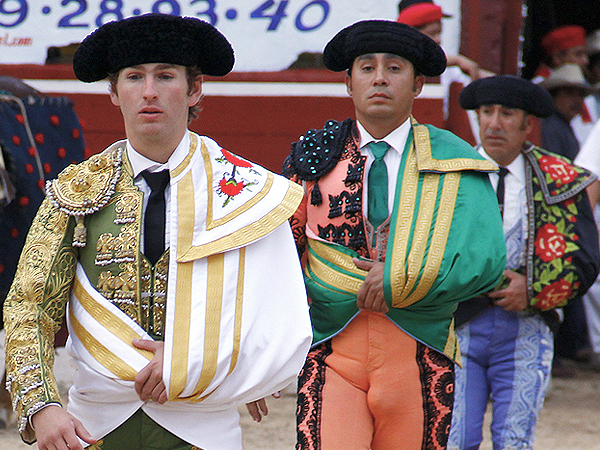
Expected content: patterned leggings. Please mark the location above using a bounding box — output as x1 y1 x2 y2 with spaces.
296 312 454 450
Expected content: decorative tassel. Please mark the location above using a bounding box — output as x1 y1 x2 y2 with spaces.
72 215 87 247
311 180 322 206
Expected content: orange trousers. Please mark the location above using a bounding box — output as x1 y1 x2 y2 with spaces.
297 311 454 450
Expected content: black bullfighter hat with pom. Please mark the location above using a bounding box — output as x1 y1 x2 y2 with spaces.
460 75 554 118
73 13 234 82
322 19 446 77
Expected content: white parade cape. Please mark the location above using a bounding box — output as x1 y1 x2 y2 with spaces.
66 133 312 450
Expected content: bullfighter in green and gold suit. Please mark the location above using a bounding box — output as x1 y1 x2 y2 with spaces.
4 14 311 450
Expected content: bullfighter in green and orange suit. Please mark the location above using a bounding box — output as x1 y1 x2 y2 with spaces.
283 20 506 450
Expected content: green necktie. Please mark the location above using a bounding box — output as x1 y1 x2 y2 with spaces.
368 141 390 230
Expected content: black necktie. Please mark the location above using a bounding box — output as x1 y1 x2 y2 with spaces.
141 170 170 266
496 167 509 218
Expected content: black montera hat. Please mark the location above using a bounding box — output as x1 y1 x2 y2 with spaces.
322 20 446 77
460 75 554 118
73 14 234 82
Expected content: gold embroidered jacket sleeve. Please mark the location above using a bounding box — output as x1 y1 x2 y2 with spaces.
3 144 159 440
3 196 77 438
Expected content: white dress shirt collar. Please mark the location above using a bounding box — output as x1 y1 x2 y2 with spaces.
356 117 411 157
127 131 191 178
478 147 525 185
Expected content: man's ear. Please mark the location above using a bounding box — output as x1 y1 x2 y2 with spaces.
188 76 203 106
412 75 425 96
525 113 535 136
345 74 352 96
110 88 120 107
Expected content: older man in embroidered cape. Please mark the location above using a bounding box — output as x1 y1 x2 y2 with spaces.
282 20 506 450
4 14 312 450
448 75 599 450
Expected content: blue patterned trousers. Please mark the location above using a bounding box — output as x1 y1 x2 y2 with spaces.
448 307 553 450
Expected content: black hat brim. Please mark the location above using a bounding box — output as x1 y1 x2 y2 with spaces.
323 20 446 77
460 75 555 118
73 14 234 82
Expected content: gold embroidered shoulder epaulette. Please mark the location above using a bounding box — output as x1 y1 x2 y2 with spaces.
46 142 125 246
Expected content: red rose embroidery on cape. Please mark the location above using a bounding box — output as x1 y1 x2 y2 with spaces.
535 224 567 262
536 279 572 310
216 149 259 207
220 149 253 168
538 155 578 186
219 177 245 197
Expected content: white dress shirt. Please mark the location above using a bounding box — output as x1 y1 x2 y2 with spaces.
127 132 190 251
479 147 528 269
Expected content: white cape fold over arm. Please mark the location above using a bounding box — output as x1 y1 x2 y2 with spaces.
164 134 311 405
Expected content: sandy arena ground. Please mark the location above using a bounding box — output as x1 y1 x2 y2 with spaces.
1 345 599 450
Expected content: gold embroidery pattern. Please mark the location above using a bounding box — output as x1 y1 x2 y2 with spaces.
46 145 125 247
389 125 462 309
94 225 137 267
113 228 136 263
47 146 124 215
43 248 78 321
393 172 438 307
97 271 115 299
151 254 169 338
95 233 115 266
140 258 152 330
403 173 460 306
307 250 364 294
4 199 74 434
390 147 419 305
111 263 137 319
308 239 369 278
114 193 139 224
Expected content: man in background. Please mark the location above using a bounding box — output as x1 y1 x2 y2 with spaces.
449 75 599 449
541 63 595 160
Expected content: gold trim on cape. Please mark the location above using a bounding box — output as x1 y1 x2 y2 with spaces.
410 118 498 173
308 253 364 293
389 125 461 308
177 179 303 262
309 239 369 278
72 276 154 359
171 132 198 178
69 304 139 381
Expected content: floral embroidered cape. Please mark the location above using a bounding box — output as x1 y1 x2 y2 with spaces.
522 144 599 310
